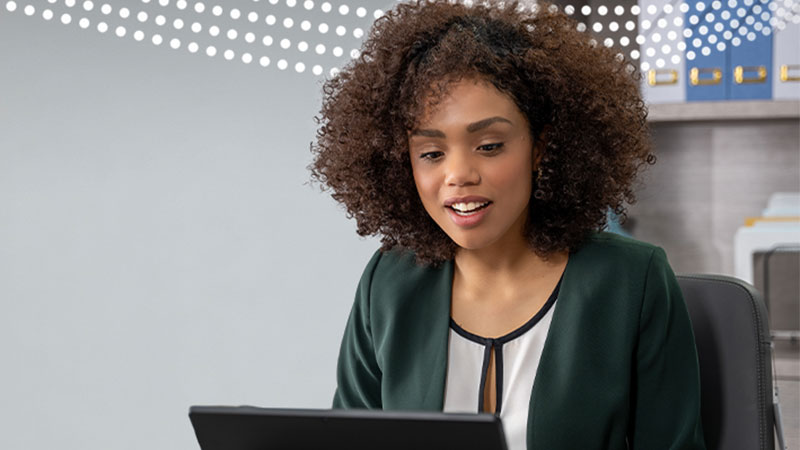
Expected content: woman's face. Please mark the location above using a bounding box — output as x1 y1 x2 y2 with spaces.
409 77 542 251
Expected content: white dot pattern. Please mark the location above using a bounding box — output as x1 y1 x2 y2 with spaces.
2 0 787 78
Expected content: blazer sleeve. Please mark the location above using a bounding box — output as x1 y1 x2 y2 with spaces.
628 247 706 449
331 250 383 409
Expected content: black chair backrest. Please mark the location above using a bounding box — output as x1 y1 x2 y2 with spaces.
677 274 774 450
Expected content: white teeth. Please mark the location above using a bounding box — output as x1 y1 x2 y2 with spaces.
450 201 489 213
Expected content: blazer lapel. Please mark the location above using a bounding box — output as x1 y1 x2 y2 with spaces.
379 255 453 411
526 248 580 443
417 259 453 410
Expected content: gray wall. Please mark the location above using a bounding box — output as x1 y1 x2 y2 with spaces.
628 119 800 275
0 1 393 449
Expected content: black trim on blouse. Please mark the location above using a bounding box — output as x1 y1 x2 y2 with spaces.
449 275 563 415
495 345 504 414
477 343 492 413
449 276 562 345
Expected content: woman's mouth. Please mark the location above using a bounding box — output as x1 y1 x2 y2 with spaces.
446 201 492 227
448 201 492 216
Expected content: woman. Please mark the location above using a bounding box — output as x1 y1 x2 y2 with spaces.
310 1 706 449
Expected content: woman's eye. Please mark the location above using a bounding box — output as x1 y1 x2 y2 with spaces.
420 151 443 160
478 142 504 152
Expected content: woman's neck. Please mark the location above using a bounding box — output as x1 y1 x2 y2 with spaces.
453 236 568 302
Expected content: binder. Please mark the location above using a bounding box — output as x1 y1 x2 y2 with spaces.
773 19 800 100
639 0 686 104
684 0 728 101
728 2 773 100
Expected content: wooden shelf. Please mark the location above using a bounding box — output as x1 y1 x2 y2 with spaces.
647 100 800 123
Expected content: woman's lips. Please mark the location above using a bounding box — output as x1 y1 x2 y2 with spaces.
446 202 492 228
443 195 492 207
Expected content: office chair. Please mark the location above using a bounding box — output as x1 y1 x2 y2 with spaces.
677 274 786 450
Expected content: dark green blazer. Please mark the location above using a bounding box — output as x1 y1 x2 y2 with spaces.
333 232 706 449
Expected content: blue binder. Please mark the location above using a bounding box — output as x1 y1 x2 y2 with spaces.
682 0 775 101
684 0 728 101
728 2 773 100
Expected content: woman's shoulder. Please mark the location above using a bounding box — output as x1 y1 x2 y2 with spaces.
575 231 666 264
363 247 447 280
362 233 669 282
565 232 675 287
356 233 672 303
354 247 452 336
356 247 450 303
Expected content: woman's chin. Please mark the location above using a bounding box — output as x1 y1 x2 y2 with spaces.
448 233 495 252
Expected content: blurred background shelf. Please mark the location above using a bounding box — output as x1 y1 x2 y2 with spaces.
647 100 800 122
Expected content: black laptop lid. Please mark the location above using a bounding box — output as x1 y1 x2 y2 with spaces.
189 406 508 450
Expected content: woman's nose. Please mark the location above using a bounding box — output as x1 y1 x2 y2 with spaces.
444 151 481 186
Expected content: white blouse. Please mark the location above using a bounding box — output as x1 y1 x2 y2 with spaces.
442 281 560 450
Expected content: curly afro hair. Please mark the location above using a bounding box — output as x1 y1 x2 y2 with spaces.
310 0 654 265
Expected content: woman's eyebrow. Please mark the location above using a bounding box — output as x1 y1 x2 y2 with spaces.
410 116 513 138
466 116 512 132
410 128 446 138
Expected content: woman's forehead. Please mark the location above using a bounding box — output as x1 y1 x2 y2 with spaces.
413 77 524 128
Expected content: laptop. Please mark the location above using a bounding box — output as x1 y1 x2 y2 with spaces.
189 405 508 450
